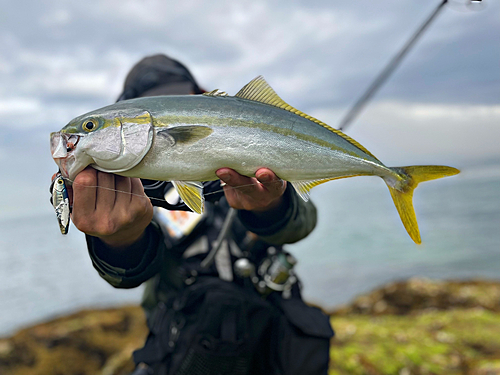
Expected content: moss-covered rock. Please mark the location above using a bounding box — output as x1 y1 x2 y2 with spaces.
1 279 499 375
0 306 147 375
332 278 500 316
328 279 500 374
329 308 500 374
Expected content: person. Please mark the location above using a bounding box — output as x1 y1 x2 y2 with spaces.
65 54 333 375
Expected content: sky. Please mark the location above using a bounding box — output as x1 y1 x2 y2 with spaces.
0 0 498 215
0 0 499 333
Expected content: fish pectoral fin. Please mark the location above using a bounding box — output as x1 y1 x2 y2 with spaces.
291 178 337 202
157 126 213 146
172 181 205 214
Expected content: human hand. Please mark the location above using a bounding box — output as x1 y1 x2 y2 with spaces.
215 168 287 212
67 167 153 248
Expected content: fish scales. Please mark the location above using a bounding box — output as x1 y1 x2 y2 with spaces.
51 76 459 243
116 95 386 182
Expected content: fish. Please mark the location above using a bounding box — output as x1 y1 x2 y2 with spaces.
51 172 71 234
50 76 459 244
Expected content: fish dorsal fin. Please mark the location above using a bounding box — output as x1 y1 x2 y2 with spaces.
236 76 379 161
235 76 290 108
203 89 229 97
172 181 205 214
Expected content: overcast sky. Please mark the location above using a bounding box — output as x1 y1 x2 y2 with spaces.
0 0 499 216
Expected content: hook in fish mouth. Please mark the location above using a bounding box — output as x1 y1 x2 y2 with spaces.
66 134 80 152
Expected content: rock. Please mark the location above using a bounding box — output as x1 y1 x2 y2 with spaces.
2 279 500 375
331 278 500 316
0 306 147 375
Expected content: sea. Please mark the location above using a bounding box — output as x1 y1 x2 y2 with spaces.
0 158 499 337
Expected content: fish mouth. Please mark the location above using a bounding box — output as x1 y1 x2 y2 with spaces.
57 156 74 179
50 132 81 158
50 132 82 179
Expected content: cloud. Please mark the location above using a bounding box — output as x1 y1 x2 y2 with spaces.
39 8 72 27
0 0 497 162
312 101 500 164
0 98 41 115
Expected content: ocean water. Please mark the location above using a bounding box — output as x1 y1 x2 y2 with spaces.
291 163 500 307
0 162 499 337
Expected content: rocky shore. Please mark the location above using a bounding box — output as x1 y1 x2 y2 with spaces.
1 278 499 375
329 278 500 375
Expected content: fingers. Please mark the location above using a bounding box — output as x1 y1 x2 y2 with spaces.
114 175 132 207
95 170 116 213
72 167 97 216
127 177 153 222
255 168 287 196
216 168 285 195
72 168 118 234
216 167 286 211
216 168 258 194
70 168 153 246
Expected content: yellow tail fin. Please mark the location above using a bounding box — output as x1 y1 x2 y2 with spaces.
386 165 460 244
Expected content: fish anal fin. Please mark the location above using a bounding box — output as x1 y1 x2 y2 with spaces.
236 76 379 161
291 178 338 202
172 181 205 214
157 126 213 146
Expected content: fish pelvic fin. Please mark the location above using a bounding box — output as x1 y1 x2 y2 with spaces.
172 181 205 214
236 76 380 161
386 165 460 244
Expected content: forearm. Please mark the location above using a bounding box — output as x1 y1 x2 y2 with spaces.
86 222 164 288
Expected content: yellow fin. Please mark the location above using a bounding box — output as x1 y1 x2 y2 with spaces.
291 178 338 201
203 89 229 97
291 174 374 201
172 181 205 214
386 165 460 244
235 76 379 161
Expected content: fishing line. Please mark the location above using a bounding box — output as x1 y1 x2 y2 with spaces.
62 177 285 202
338 0 449 131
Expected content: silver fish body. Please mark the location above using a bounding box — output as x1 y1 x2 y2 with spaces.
121 97 386 182
52 173 70 234
50 77 459 243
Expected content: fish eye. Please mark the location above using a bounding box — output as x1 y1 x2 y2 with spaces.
57 180 63 185
83 120 97 132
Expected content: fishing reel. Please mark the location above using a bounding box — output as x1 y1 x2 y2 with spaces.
234 247 298 299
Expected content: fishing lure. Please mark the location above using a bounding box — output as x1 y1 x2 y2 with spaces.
51 172 71 234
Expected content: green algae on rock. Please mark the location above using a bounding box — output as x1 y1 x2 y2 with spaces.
1 279 499 375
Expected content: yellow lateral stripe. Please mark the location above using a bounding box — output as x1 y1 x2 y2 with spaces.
235 76 379 161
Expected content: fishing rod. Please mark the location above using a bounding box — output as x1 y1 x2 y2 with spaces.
338 0 484 131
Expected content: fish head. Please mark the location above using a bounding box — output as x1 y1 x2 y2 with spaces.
51 105 154 180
